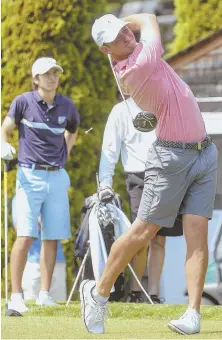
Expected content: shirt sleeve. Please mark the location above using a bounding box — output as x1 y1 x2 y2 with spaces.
66 100 80 133
99 107 124 186
7 95 26 125
140 15 164 58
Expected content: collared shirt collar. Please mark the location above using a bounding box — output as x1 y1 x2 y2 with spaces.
114 59 127 73
33 91 62 106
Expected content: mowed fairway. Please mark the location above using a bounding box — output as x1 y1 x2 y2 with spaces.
2 301 222 339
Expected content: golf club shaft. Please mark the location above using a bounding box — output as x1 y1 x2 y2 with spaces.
96 172 99 189
107 54 134 121
4 161 9 306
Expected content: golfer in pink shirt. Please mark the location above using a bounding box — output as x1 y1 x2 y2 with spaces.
79 13 218 335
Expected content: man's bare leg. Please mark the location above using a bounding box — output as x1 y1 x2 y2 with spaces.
168 214 208 334
10 236 33 292
183 214 208 311
40 240 57 291
36 240 58 306
80 220 160 334
97 219 160 297
9 236 33 312
147 235 166 296
131 245 148 291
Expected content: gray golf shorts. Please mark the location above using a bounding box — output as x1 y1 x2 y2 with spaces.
137 142 218 227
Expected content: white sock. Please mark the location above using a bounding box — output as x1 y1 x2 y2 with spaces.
187 307 200 315
11 292 23 300
39 290 49 298
92 287 109 304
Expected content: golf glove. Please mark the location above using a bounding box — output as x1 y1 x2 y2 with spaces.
98 184 115 203
1 140 16 160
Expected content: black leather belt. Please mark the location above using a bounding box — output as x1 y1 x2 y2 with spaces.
155 136 212 151
19 163 62 171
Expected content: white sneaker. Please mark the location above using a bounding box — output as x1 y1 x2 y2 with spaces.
168 308 200 335
79 280 107 334
36 292 59 306
8 293 29 313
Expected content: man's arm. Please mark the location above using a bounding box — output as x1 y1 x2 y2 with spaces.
1 95 25 160
65 99 80 157
1 116 16 141
1 116 16 160
64 129 78 157
122 13 160 40
99 109 123 186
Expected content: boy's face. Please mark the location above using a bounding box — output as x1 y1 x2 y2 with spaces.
100 26 137 60
33 68 61 92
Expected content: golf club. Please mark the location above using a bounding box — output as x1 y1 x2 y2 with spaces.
4 160 22 317
107 54 157 132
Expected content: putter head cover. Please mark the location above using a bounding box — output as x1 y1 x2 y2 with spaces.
133 111 157 132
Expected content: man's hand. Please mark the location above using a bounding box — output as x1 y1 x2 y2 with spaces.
1 140 16 160
98 184 115 203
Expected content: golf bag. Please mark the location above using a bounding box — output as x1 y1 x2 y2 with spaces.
74 193 125 302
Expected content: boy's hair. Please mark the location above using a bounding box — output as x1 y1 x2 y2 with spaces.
32 78 38 91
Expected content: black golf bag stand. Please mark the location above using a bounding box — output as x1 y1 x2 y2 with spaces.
66 243 90 306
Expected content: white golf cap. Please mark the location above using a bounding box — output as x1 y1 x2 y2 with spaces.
91 14 129 47
32 57 63 77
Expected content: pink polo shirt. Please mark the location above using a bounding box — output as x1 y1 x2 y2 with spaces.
114 25 206 142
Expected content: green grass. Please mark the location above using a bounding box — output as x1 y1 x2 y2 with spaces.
1 301 222 339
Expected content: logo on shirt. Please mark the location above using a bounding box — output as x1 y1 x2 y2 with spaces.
58 116 66 124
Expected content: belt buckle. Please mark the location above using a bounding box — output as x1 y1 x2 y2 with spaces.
197 142 202 151
44 166 50 171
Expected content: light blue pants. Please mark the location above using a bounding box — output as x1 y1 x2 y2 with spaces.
16 167 71 240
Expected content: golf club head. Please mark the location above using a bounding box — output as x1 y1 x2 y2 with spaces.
5 309 23 317
133 111 157 132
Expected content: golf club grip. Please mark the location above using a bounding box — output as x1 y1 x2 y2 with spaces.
4 170 8 194
4 160 10 173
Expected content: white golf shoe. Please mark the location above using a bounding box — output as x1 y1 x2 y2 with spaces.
168 307 200 335
36 291 59 306
8 293 29 313
79 280 107 334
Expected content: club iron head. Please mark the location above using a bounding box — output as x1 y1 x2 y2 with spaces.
5 309 23 317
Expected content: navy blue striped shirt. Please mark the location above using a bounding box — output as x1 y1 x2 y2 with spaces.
7 91 80 166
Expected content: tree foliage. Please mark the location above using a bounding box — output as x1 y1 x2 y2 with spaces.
169 0 222 55
1 0 129 297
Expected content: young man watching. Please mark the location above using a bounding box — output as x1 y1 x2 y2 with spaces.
79 14 218 335
12 195 67 302
1 57 80 312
